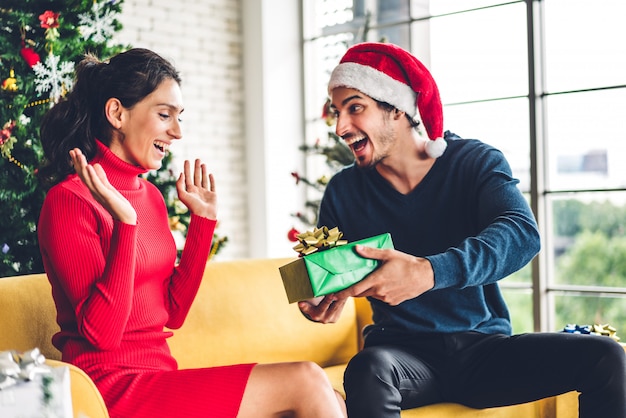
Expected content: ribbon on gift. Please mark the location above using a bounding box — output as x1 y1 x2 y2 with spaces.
0 348 50 390
590 323 620 341
562 324 591 334
562 323 620 341
292 226 348 256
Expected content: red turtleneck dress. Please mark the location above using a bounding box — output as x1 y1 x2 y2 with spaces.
38 141 255 417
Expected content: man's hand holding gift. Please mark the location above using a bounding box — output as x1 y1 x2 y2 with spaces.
299 242 434 324
279 227 395 323
334 245 435 306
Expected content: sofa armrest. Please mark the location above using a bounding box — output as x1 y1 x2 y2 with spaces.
46 360 109 418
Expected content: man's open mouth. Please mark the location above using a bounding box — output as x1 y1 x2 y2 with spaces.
345 136 367 152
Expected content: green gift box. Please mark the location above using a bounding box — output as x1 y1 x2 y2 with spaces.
279 233 394 303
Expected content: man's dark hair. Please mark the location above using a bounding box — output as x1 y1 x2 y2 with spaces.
376 100 420 128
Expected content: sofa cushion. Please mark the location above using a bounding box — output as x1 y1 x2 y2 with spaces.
167 258 361 369
323 364 554 417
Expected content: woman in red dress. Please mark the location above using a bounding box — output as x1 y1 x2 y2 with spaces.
37 48 346 418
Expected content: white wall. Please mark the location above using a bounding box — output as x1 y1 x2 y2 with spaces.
115 0 303 260
241 0 304 259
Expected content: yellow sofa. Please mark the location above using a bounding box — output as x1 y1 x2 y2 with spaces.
1 257 614 417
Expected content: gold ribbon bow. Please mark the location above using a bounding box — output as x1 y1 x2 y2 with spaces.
590 324 620 341
292 226 348 256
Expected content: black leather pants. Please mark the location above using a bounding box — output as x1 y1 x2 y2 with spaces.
343 331 626 418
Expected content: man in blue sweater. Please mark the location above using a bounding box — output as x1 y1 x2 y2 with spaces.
298 42 626 418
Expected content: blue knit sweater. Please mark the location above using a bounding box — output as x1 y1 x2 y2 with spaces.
318 132 541 343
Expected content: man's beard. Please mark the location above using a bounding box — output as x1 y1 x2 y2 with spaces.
355 154 380 171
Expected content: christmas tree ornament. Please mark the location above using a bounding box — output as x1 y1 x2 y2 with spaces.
33 53 75 102
1 69 18 92
20 44 41 68
0 120 17 159
79 1 118 43
39 10 60 43
287 227 301 242
321 98 336 126
39 10 60 29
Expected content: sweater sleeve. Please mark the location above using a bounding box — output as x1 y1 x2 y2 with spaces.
38 184 137 351
164 214 216 329
426 148 541 290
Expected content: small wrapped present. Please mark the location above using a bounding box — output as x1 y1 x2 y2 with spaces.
561 323 620 341
0 348 73 418
280 227 394 303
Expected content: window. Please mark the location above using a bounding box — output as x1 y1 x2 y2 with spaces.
301 0 626 334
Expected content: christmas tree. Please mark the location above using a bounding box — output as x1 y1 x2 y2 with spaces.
289 99 354 235
0 1 224 277
288 15 381 240
0 1 127 277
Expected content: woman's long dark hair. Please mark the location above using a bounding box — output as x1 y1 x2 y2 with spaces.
38 48 181 188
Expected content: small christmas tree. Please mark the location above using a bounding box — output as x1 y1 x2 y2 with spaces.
289 99 354 232
288 15 382 239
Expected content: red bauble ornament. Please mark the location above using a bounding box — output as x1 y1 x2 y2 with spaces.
20 46 41 68
287 227 301 242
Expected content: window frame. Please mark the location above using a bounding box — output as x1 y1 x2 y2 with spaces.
301 0 626 332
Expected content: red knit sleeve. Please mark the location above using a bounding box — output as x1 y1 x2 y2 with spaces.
39 183 137 350
164 214 216 329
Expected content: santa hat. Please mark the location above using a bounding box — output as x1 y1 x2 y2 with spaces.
328 42 446 158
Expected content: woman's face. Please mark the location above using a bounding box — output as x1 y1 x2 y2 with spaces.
110 78 184 170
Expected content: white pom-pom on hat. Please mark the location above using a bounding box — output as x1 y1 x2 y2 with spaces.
328 42 447 158
425 137 447 158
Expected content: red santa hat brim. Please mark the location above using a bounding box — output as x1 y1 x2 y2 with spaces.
328 62 418 119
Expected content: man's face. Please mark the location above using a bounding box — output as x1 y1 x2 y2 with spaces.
329 87 396 169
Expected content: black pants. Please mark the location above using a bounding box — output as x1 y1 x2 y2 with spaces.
343 331 626 418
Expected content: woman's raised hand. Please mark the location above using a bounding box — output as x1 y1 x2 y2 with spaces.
69 148 137 224
176 159 217 220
